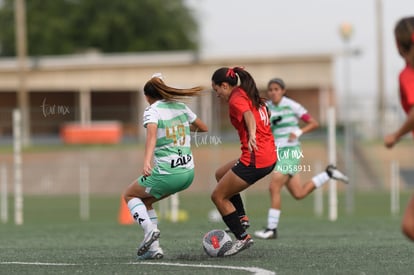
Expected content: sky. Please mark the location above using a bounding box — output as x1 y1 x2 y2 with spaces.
185 0 414 110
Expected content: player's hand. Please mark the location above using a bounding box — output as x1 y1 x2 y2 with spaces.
288 132 297 142
248 135 258 152
143 163 152 177
384 133 398 149
288 129 302 141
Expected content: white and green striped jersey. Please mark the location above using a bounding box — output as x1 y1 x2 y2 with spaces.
143 100 197 174
266 97 307 148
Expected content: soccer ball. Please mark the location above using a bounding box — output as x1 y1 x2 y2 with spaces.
202 229 233 257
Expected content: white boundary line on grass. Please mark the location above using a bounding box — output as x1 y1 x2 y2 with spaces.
0 262 78 266
130 261 276 275
0 261 276 275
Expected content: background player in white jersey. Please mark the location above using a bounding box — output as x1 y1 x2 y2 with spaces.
123 73 208 259
254 78 348 240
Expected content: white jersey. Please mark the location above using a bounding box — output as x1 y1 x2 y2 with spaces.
266 97 308 148
143 100 197 174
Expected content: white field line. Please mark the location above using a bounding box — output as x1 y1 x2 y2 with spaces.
0 261 276 275
0 262 78 266
130 261 276 275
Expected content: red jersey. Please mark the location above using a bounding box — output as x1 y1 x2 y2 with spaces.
228 87 277 168
399 64 414 136
399 65 414 113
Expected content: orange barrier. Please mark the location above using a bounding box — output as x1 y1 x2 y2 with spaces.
60 121 122 144
118 195 134 225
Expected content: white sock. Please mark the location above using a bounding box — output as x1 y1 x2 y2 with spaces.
147 209 159 249
267 208 281 230
127 198 154 234
147 209 158 227
312 172 330 188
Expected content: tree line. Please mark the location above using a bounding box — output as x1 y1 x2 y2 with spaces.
0 0 199 57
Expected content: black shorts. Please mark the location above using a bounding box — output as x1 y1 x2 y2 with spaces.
231 160 276 185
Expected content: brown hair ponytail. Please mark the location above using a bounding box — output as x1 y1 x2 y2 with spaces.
144 77 203 101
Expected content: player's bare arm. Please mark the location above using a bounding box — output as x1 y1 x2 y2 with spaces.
190 118 208 132
385 106 414 148
243 110 257 151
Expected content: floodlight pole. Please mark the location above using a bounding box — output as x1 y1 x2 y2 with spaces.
376 0 385 137
339 22 354 214
15 0 30 147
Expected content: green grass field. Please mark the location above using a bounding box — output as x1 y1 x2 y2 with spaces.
0 191 413 275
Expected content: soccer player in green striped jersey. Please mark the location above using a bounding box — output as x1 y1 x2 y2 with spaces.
254 78 348 240
124 73 208 259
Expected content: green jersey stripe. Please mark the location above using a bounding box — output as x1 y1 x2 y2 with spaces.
155 147 192 158
274 121 298 128
157 102 188 110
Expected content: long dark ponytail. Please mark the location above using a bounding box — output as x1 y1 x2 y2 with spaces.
211 66 263 109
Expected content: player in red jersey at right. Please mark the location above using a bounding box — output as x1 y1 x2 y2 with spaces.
210 67 277 256
384 16 414 241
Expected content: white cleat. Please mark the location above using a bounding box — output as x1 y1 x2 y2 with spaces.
137 228 161 256
326 165 349 183
223 235 254 257
137 247 164 260
254 228 277 239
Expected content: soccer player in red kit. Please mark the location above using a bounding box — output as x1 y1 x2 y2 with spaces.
384 16 414 241
210 67 277 256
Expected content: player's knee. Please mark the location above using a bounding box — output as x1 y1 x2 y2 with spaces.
211 190 225 206
291 192 306 200
292 194 303 201
210 191 219 205
269 181 283 193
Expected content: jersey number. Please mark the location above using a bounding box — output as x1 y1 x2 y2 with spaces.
166 124 186 146
259 107 270 126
